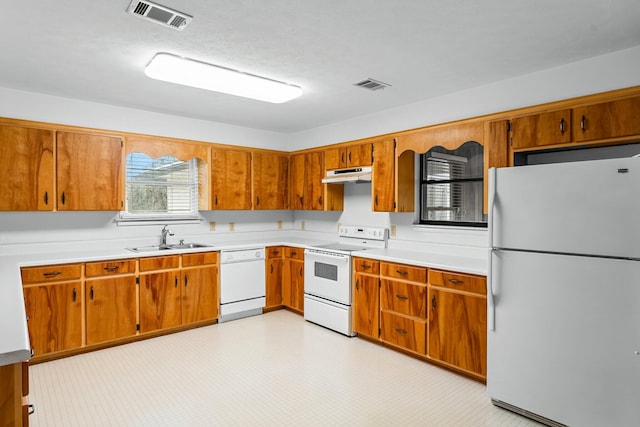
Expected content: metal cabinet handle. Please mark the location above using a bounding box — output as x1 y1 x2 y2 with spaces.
28 404 35 415
61 191 66 205
215 195 218 205
318 196 322 206
256 196 260 206
175 276 178 287
560 118 566 135
396 294 408 300
270 264 274 274
396 270 408 275
104 266 120 272
432 294 436 310
448 278 464 285
184 274 188 287
355 279 359 290
44 191 48 205
90 286 94 300
300 266 303 277
341 152 345 164
72 288 77 302
375 194 378 206
43 271 61 278
580 115 587 133
395 328 407 335
361 264 372 270
348 151 352 163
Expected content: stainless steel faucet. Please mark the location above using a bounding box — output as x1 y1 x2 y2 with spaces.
160 225 174 246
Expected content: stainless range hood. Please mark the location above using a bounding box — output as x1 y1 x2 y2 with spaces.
322 166 372 183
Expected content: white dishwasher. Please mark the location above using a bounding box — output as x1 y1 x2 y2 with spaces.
219 247 266 322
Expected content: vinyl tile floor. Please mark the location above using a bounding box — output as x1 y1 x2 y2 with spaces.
29 310 541 426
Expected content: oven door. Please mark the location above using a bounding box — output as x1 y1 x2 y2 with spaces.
303 249 351 305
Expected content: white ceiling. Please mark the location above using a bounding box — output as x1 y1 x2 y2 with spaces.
1 1 639 133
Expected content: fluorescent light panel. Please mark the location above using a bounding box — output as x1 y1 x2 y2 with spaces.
145 53 302 103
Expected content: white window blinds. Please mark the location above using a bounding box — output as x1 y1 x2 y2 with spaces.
123 153 199 219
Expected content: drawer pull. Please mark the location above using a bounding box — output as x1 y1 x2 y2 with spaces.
580 115 587 133
42 271 61 278
448 279 464 285
291 251 297 256
395 328 408 335
28 404 35 415
360 264 372 270
396 270 408 275
104 266 120 272
395 294 408 300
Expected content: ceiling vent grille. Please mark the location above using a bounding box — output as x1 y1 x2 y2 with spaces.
126 0 192 31
354 78 391 91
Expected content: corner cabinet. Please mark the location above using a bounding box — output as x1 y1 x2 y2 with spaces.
282 247 304 313
265 246 284 309
56 131 123 211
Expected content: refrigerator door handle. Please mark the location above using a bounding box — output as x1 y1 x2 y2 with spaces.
488 167 497 251
488 248 496 331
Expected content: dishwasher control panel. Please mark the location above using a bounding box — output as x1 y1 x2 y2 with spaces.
220 247 266 264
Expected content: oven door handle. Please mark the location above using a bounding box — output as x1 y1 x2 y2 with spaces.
304 250 350 263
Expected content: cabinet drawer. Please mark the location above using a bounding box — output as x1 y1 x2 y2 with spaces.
21 264 82 284
85 259 136 277
380 311 426 354
380 279 427 318
182 251 219 267
354 258 380 274
267 246 284 259
139 255 180 272
380 262 427 283
428 270 486 295
284 247 304 260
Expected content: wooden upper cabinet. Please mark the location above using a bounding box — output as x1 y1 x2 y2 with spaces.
0 124 54 211
211 148 252 210
573 95 640 142
372 139 395 212
509 109 572 149
56 131 123 211
252 152 289 210
290 151 342 211
484 120 510 214
325 143 373 170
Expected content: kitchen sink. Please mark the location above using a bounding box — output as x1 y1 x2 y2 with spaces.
126 243 212 252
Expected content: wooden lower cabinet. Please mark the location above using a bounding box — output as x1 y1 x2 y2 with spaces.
0 362 30 427
352 259 487 380
22 281 82 358
86 276 137 345
139 269 182 333
265 246 284 309
353 258 380 338
427 270 487 379
181 265 218 324
282 247 304 313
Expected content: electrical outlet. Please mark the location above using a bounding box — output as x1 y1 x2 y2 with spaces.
229 222 235 232
209 221 216 231
390 225 397 237
301 221 305 230
277 220 283 230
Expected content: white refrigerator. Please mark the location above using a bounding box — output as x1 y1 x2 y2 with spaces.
487 156 640 427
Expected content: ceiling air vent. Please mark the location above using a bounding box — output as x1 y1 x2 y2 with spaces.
126 0 192 31
354 78 391 91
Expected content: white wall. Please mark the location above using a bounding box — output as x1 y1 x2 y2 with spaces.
0 87 287 151
289 45 640 150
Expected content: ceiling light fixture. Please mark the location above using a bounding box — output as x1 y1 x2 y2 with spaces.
144 53 303 103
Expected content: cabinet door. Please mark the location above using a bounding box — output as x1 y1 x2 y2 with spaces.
252 153 289 210
427 288 487 377
324 147 347 170
56 131 123 211
353 273 379 338
573 96 640 142
139 271 182 333
347 143 373 167
23 282 82 356
510 110 571 149
85 276 137 345
372 139 395 212
182 266 219 324
266 258 283 308
0 124 54 211
289 153 305 210
211 148 251 209
287 259 304 312
484 120 509 214
304 151 324 210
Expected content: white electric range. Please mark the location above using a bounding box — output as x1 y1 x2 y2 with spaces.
304 225 388 336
